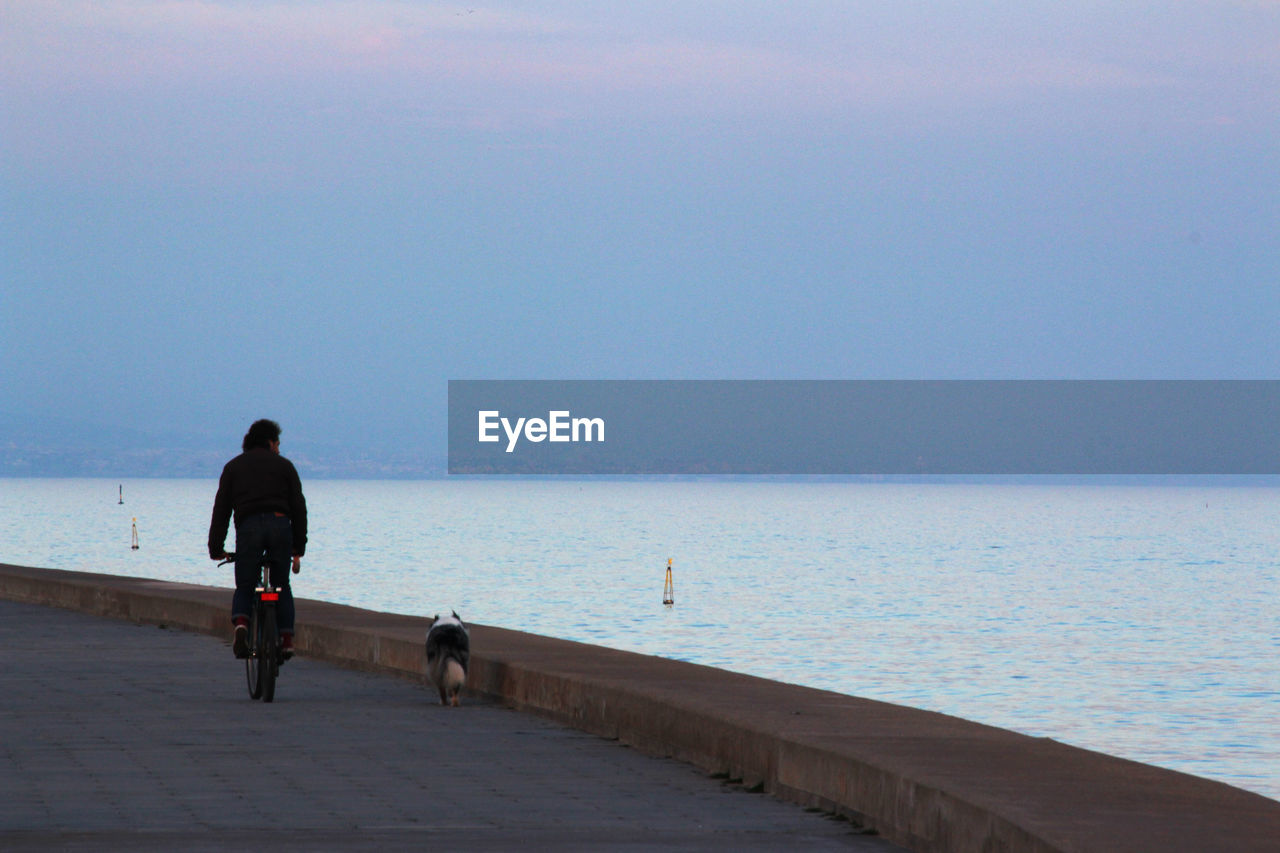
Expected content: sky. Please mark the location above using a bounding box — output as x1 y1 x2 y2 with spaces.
3 1 1278 463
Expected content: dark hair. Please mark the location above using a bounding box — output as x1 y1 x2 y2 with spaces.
242 419 282 452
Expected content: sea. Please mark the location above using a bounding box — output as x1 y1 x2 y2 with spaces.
1 478 1276 801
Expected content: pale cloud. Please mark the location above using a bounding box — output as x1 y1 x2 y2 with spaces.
1 1 589 83
3 0 1274 187
1 0 1236 112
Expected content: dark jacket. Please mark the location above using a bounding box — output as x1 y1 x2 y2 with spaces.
208 447 308 558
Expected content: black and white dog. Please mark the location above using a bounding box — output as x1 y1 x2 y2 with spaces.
425 611 470 707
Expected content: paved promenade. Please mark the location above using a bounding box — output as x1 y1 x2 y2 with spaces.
0 598 901 852
6 564 1280 852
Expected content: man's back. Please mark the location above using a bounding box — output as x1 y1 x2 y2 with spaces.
209 446 307 560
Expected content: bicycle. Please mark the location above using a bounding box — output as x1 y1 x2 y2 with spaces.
219 552 284 702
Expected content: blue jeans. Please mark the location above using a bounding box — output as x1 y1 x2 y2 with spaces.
231 513 295 634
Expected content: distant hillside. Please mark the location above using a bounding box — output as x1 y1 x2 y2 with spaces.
0 414 443 478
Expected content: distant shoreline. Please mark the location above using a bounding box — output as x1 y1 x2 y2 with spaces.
4 469 1280 486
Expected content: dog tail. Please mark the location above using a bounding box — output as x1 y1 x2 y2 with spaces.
445 658 466 691
445 659 466 706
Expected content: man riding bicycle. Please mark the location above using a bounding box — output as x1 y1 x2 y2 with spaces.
208 419 308 660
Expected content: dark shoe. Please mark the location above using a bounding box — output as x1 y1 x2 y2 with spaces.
280 634 294 661
232 625 249 659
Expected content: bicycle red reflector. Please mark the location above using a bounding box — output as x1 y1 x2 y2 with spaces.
261 593 280 601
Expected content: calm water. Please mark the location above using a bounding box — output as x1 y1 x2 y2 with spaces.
1 478 1276 800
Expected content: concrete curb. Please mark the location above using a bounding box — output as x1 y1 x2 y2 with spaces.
3 563 1278 852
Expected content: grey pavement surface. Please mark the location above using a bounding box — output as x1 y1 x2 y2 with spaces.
0 599 903 852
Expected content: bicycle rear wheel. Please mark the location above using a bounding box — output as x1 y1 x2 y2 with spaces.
246 607 264 699
260 606 278 703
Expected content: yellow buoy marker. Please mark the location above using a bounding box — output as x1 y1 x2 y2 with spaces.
130 518 139 550
663 557 674 606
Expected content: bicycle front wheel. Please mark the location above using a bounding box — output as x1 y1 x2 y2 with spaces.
260 606 278 703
